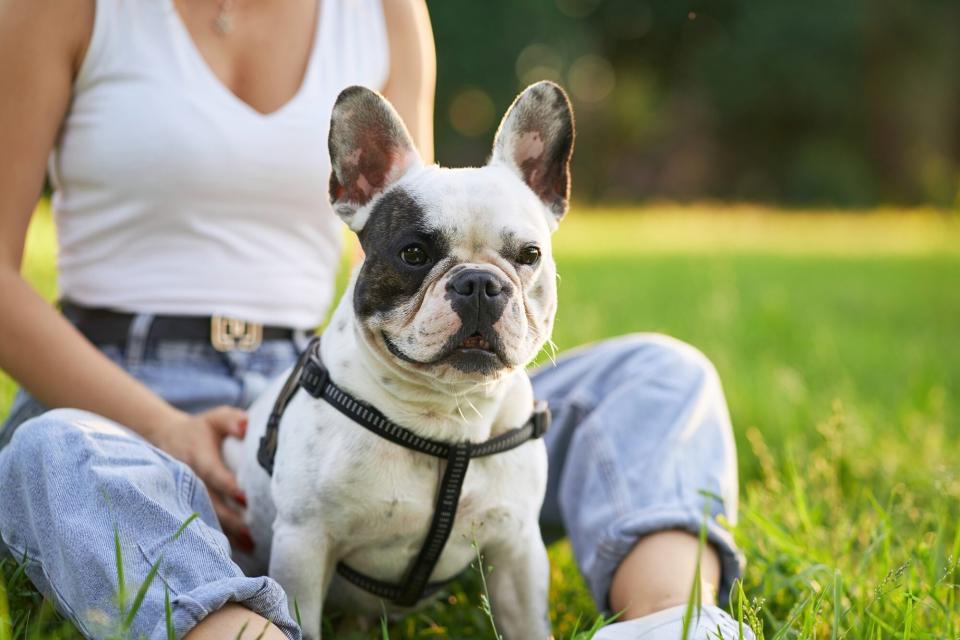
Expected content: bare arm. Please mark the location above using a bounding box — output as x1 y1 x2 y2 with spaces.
0 0 246 539
380 0 436 163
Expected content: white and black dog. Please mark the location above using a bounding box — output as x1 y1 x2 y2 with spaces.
224 80 574 640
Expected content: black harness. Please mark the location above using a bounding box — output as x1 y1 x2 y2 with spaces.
257 336 550 607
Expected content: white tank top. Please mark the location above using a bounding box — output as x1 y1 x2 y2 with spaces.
49 0 389 328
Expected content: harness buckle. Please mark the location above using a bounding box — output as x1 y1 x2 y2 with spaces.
257 434 275 475
211 315 263 352
257 414 281 474
300 356 329 398
531 400 551 438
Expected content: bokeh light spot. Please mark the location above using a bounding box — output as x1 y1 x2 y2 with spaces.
516 43 563 86
568 54 616 104
555 0 601 19
449 87 496 138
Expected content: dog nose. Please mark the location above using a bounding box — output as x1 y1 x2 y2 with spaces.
448 269 505 299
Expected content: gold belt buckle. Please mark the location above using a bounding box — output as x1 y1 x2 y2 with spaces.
211 315 263 352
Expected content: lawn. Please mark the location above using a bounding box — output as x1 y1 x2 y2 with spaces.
2 203 959 639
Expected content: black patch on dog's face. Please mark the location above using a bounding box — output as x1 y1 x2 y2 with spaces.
353 189 449 318
498 230 521 262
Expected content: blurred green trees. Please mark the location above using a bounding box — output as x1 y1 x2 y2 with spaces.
428 0 960 207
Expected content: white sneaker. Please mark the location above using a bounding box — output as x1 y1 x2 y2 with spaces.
591 604 756 640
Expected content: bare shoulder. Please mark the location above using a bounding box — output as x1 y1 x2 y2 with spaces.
0 0 95 269
0 0 94 73
380 0 425 14
379 0 435 159
380 0 430 37
380 0 434 81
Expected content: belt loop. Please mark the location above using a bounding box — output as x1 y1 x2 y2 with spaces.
125 313 155 367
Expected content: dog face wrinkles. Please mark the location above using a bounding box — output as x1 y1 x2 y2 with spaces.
328 81 575 384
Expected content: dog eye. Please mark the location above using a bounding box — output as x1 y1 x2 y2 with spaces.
516 245 541 266
399 244 429 266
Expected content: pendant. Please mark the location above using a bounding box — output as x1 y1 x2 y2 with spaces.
213 12 233 35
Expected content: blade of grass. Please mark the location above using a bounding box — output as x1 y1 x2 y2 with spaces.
471 538 502 640
0 569 11 640
114 526 126 618
253 617 271 640
380 612 390 640
682 499 712 639
170 514 199 543
122 556 163 630
736 580 745 640
578 613 618 640
832 570 841 640
769 592 814 640
233 620 249 640
903 594 913 640
122 513 199 635
379 600 391 639
165 586 175 640
26 599 54 640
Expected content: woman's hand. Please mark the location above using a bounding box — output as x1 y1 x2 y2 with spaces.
153 406 254 551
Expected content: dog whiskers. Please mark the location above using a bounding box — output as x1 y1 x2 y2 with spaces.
465 397 483 420
545 338 559 367
454 398 469 424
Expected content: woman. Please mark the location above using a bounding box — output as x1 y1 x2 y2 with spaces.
0 1 750 638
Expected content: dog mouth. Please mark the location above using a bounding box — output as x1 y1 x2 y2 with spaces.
382 329 505 370
457 332 493 352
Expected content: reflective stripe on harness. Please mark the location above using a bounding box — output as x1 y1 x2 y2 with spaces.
257 335 550 607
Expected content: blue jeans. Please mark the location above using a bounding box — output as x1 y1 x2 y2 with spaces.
0 319 741 639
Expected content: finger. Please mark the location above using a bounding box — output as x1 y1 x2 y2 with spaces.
195 450 242 501
207 406 247 438
211 493 251 545
205 406 248 439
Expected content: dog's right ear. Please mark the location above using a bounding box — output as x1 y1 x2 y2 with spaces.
328 86 422 231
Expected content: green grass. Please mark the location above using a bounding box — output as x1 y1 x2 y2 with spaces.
2 202 959 638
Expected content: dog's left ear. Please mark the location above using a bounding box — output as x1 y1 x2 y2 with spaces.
490 81 575 226
328 86 422 231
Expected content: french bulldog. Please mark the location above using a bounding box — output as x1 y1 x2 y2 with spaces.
224 80 575 640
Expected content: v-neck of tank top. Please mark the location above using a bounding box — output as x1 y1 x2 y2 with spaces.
166 0 326 120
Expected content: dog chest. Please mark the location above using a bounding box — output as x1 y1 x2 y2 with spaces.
327 440 538 545
322 446 544 613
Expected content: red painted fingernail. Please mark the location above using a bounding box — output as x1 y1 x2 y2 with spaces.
237 419 248 437
233 491 247 507
236 531 255 552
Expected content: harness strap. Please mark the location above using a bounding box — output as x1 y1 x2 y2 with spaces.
300 351 550 459
256 339 318 475
334 563 456 602
397 441 471 606
256 335 550 606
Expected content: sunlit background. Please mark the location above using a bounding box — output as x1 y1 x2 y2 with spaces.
430 0 960 207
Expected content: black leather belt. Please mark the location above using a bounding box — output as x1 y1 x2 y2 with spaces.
61 301 297 352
